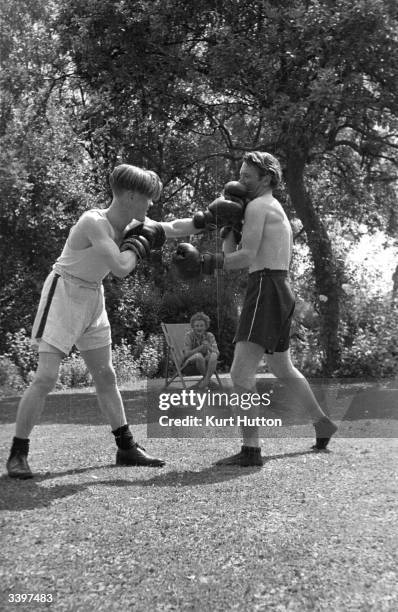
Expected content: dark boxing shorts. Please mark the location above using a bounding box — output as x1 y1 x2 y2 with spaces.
234 269 295 353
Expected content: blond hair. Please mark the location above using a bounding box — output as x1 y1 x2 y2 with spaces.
109 164 163 201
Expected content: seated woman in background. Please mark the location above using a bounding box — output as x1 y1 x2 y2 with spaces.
183 312 220 389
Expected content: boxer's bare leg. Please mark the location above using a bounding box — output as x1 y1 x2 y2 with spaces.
231 341 263 447
265 349 327 421
266 349 337 450
81 344 165 467
215 341 264 466
8 343 63 478
15 348 63 438
80 345 126 431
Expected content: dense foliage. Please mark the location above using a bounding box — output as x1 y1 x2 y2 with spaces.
0 0 397 389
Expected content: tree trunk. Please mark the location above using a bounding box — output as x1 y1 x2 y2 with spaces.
285 150 343 375
392 263 398 305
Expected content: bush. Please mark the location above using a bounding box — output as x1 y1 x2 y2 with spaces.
5 328 38 382
56 354 93 389
112 340 141 385
289 328 324 377
0 330 147 391
337 293 398 378
132 331 164 378
0 356 25 395
337 325 398 379
105 273 163 345
337 334 398 379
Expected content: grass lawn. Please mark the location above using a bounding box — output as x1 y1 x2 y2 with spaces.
0 384 397 611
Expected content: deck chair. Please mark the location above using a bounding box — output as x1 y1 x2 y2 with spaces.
161 322 223 389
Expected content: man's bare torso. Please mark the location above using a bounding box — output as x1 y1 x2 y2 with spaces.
248 194 292 273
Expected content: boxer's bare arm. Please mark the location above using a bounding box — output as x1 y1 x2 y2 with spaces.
223 199 266 270
124 217 201 239
161 218 202 238
222 231 239 255
81 215 138 278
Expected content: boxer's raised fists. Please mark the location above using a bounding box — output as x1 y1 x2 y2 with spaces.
120 221 166 260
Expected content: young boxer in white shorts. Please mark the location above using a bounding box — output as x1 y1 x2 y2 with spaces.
6 163 206 479
6 165 170 477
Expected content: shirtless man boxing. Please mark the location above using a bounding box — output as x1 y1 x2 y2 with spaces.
173 151 337 465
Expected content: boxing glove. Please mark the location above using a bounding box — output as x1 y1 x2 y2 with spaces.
219 181 248 243
135 220 166 249
120 221 166 260
192 182 247 231
192 209 217 231
172 243 223 280
201 251 224 275
223 181 248 205
207 197 245 227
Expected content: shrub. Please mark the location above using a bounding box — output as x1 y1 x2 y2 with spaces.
135 332 165 378
106 273 163 345
56 354 92 389
0 355 25 395
337 329 398 379
112 340 141 385
5 328 38 382
337 293 398 379
289 329 324 377
1 331 146 391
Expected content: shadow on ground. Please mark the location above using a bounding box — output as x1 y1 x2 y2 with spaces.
0 449 315 511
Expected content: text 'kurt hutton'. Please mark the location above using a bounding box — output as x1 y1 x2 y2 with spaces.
158 415 283 427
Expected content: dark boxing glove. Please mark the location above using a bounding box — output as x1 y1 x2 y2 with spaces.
223 181 248 205
201 251 224 275
136 220 166 249
219 181 248 243
207 197 244 227
172 243 202 279
193 203 241 231
192 182 247 231
120 221 166 260
172 243 223 280
192 209 217 231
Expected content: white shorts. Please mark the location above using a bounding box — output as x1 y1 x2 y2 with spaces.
31 271 111 355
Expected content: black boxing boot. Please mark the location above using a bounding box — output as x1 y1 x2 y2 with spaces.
215 445 263 467
7 437 33 479
312 417 338 451
113 425 165 467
